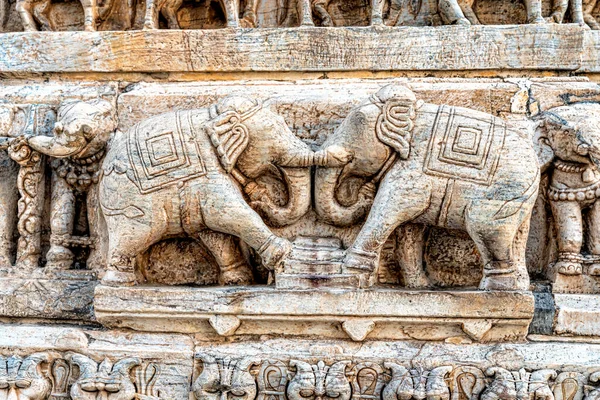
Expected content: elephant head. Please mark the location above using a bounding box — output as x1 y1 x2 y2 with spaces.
314 85 417 226
206 96 352 227
27 98 117 159
192 354 260 400
0 353 54 400
536 103 600 172
287 361 351 400
69 354 140 400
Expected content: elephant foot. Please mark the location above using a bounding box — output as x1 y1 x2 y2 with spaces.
344 248 378 273
45 244 74 271
479 261 528 291
220 261 254 286
102 269 137 287
556 253 584 275
258 235 292 272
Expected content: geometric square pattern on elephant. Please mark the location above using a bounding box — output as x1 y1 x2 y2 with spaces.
423 105 506 186
128 110 207 194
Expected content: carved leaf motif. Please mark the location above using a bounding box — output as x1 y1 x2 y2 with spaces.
257 360 288 400
351 363 385 400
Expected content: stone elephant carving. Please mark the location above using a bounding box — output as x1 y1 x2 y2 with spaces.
98 95 351 286
143 0 254 29
315 85 540 291
16 0 119 30
69 354 140 400
536 103 600 277
192 354 259 400
0 353 55 400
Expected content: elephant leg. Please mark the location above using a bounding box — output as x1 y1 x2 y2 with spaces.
524 0 544 23
457 0 480 24
550 200 584 275
586 200 600 276
569 0 585 23
240 0 258 27
198 179 292 271
16 0 39 31
313 0 332 26
467 204 530 291
162 0 182 29
220 0 240 27
439 0 471 25
583 0 600 29
197 230 254 285
345 170 432 274
298 0 314 26
395 224 431 288
80 0 97 31
143 0 160 29
102 215 167 286
371 0 385 25
46 173 75 271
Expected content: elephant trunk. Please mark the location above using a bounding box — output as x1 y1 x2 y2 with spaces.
314 166 374 227
252 167 312 228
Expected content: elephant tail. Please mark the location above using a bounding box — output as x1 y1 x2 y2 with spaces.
493 169 540 221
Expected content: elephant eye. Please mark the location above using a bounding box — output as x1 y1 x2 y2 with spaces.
230 389 246 396
15 379 31 389
299 389 315 397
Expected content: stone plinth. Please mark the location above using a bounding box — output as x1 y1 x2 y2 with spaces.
95 285 534 342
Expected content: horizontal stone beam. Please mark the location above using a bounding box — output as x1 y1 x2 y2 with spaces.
0 25 597 73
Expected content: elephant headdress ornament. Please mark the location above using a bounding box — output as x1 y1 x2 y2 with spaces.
371 85 417 161
207 97 263 174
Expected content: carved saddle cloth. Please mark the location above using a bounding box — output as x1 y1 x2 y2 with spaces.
127 110 207 194
423 105 506 186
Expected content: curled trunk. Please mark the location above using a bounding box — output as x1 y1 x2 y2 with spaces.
252 167 312 228
314 167 374 227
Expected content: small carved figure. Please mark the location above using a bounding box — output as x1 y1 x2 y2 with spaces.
25 99 116 271
0 353 54 400
455 0 544 24
143 0 257 29
537 103 600 277
98 95 351 285
287 360 351 400
315 85 540 291
69 354 140 400
192 354 259 400
16 0 117 30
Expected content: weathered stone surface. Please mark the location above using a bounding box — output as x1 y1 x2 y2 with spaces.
0 26 597 73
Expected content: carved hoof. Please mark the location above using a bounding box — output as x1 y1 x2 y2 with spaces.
479 262 528 291
259 236 292 271
455 18 472 26
102 270 137 287
528 17 546 24
143 22 157 30
321 17 334 27
300 20 315 27
220 263 254 286
84 25 95 32
556 260 583 276
344 249 377 272
46 245 74 271
371 16 384 26
240 17 256 28
589 264 600 276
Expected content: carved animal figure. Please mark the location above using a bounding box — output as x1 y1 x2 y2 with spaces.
0 353 54 400
455 0 544 24
97 95 351 285
143 0 257 29
69 354 140 400
193 354 259 400
16 0 117 30
287 361 351 400
371 0 471 25
481 368 556 400
537 103 600 277
315 85 540 291
383 364 452 400
26 99 117 271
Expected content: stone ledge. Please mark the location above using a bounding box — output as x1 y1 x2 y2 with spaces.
0 25 597 73
95 285 534 342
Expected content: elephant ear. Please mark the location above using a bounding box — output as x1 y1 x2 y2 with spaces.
375 98 416 160
533 115 557 173
206 108 249 174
